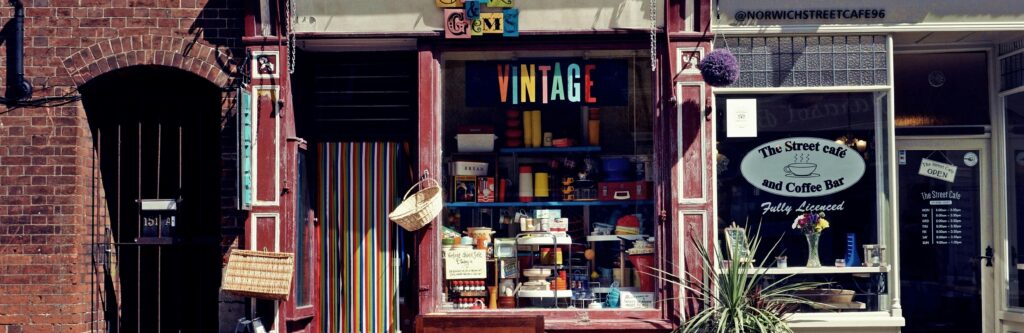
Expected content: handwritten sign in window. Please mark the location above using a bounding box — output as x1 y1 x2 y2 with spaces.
444 248 487 279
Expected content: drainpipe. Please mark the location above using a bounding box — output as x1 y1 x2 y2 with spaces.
6 0 32 101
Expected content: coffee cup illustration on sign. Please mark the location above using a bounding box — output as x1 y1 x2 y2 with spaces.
784 154 819 177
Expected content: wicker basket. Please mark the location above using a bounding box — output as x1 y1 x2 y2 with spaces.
389 178 443 231
222 250 294 301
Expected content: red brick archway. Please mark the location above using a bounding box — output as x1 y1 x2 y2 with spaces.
61 36 233 88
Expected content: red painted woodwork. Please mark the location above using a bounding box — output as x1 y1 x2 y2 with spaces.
417 315 544 333
254 216 278 251
255 89 279 203
413 42 683 332
416 42 443 317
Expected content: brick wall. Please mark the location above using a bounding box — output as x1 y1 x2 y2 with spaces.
0 1 245 332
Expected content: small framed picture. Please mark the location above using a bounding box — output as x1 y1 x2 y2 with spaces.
251 50 280 79
453 176 477 202
723 222 752 264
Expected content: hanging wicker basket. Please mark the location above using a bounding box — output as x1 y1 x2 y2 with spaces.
389 178 443 231
222 250 294 301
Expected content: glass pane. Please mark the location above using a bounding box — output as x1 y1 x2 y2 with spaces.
439 52 656 310
717 36 887 88
1006 92 1024 307
894 52 989 127
715 93 887 312
898 149 982 333
295 149 311 306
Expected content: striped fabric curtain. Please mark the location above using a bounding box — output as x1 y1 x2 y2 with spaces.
319 142 400 333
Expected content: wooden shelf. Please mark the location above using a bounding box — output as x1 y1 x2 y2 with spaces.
735 265 889 275
517 289 573 298
591 287 640 294
446 200 653 208
499 146 601 154
517 235 572 245
809 301 867 310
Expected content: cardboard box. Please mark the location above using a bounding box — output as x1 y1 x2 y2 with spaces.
477 177 495 202
454 161 489 176
453 176 478 202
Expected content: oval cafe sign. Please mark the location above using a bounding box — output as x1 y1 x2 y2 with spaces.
740 137 866 198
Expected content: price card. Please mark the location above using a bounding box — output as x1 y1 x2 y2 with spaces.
620 291 655 309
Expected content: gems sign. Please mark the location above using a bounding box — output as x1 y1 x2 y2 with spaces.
439 0 519 39
740 137 866 198
465 59 629 107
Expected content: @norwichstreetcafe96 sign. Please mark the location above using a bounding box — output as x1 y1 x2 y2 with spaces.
437 0 519 39
740 137 866 198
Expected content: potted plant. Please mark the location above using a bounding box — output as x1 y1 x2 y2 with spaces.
649 226 824 333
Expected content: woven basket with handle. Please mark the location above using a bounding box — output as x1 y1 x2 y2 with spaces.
222 250 294 301
389 178 443 231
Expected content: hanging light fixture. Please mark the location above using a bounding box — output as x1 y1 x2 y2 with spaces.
834 94 869 156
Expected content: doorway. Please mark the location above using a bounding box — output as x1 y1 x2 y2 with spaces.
896 137 994 333
81 65 224 333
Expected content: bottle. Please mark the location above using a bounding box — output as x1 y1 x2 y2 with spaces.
588 108 600 146
536 110 544 146
523 110 533 148
518 165 534 202
534 171 550 200
554 248 563 265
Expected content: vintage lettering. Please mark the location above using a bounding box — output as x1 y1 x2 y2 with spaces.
466 59 629 107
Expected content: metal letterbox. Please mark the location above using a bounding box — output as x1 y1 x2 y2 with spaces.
139 199 177 241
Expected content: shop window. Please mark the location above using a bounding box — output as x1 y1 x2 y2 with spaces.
1005 92 1024 307
716 92 892 313
438 51 657 311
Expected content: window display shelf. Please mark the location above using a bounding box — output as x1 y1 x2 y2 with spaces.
592 286 640 294
809 301 867 311
586 235 649 242
499 146 601 154
517 289 573 298
738 265 889 275
445 200 653 208
517 235 573 245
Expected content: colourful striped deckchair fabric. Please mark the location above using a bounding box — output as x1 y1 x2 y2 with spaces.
319 142 399 333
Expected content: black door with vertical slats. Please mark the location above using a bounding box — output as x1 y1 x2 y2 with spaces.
293 52 419 142
81 65 223 333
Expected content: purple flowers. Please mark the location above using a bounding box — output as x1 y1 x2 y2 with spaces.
792 212 830 235
697 49 740 87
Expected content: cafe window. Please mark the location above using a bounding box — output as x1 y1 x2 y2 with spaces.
715 92 892 313
437 51 658 311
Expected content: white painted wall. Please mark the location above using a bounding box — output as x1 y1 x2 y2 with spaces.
295 0 663 33
712 0 1024 32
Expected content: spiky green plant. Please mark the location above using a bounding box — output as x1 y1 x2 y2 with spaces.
649 226 825 333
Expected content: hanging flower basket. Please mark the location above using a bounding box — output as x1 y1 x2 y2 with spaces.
697 49 740 87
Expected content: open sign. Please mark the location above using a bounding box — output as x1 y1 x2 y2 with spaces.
918 158 957 183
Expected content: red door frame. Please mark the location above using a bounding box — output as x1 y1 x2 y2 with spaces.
415 27 712 333
244 1 320 332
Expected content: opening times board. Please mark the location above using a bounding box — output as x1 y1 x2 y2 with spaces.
920 204 966 246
